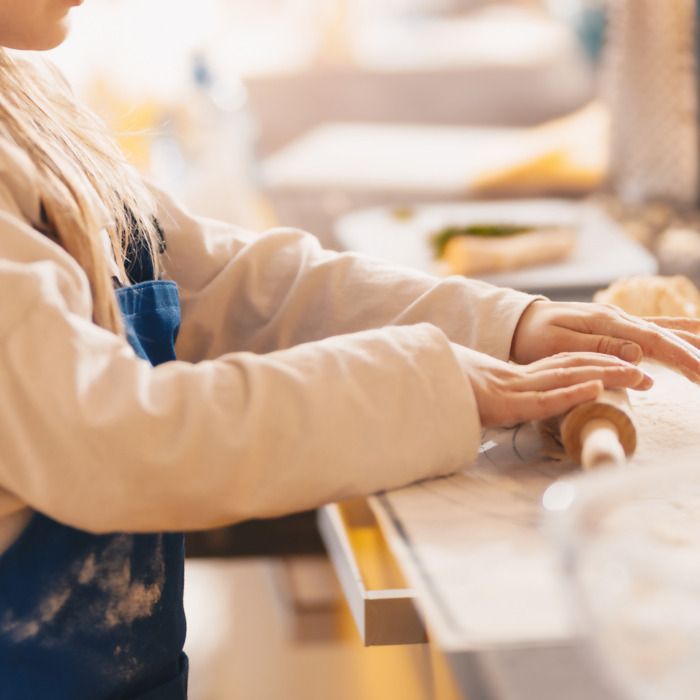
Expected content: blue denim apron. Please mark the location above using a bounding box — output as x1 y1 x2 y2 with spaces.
0 278 188 699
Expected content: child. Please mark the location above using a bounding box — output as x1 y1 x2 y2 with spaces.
0 2 698 698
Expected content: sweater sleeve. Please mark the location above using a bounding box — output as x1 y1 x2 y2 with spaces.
153 186 539 364
0 209 481 534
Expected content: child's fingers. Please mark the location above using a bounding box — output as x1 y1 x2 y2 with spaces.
505 380 604 424
565 310 700 373
568 325 700 381
556 330 644 364
645 317 700 334
512 365 652 392
666 330 700 350
525 352 644 372
610 319 700 379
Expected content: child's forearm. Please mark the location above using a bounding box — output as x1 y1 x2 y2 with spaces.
154 185 538 364
0 280 479 533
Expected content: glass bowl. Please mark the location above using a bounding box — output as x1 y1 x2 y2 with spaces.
543 462 700 700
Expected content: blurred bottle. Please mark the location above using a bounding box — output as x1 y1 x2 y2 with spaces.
150 54 262 228
547 0 607 63
602 0 699 207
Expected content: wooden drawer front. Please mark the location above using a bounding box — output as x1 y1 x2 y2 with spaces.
318 500 427 647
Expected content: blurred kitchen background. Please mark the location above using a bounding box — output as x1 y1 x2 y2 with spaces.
46 0 700 283
49 0 604 231
41 2 700 699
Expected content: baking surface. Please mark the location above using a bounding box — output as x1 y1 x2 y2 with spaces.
372 364 700 653
335 199 657 293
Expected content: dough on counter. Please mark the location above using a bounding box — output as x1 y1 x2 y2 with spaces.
594 275 700 318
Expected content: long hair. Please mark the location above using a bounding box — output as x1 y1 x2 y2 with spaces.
0 49 161 334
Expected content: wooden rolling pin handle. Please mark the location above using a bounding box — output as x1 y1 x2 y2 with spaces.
579 418 627 470
559 389 637 469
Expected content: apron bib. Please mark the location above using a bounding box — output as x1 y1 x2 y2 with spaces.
0 279 188 699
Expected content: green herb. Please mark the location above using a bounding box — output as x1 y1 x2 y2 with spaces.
431 224 534 257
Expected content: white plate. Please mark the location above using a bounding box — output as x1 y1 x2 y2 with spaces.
334 199 658 293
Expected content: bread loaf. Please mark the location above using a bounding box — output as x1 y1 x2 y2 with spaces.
594 275 700 318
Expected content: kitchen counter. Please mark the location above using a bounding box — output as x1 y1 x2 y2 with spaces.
322 364 700 700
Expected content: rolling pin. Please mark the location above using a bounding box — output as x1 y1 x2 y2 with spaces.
559 389 637 470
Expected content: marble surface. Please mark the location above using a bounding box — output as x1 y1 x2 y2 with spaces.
372 364 700 699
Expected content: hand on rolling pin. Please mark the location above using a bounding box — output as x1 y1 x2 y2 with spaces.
510 301 700 382
453 346 652 429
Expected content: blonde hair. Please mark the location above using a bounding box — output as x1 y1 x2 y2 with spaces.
0 49 161 334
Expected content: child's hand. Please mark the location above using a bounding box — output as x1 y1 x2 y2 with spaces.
511 301 700 382
456 347 653 429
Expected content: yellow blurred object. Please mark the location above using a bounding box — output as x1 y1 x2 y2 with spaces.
344 526 408 593
472 102 610 196
320 0 352 66
87 78 163 173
